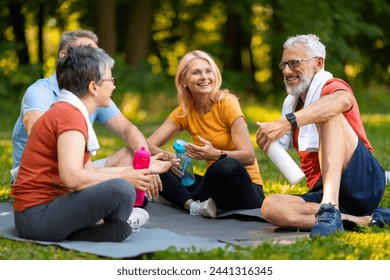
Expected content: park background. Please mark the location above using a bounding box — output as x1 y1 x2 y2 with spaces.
0 0 389 259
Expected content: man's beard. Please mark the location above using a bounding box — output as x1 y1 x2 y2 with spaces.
285 74 311 98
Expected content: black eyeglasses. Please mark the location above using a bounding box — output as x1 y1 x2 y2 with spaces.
278 57 318 70
99 77 116 85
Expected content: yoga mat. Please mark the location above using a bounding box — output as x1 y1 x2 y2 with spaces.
0 201 309 258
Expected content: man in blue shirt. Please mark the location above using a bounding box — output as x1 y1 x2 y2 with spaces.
11 30 150 184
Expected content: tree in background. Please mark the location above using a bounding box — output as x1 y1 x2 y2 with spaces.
0 0 388 101
265 0 390 91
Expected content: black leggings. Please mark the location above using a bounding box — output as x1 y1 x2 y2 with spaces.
159 157 265 211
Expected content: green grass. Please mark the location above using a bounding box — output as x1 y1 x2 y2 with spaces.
1 90 390 260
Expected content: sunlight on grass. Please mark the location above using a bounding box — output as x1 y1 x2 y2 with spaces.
0 139 13 162
98 137 118 146
244 104 281 123
362 114 390 124
340 232 390 259
0 188 9 196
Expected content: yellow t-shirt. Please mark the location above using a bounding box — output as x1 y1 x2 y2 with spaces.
169 94 263 185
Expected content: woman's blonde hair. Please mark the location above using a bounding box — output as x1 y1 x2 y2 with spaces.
175 50 233 117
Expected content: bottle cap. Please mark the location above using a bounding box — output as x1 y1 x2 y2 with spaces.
173 139 187 154
134 146 150 158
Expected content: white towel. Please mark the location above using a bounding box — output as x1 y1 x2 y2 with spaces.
279 69 333 152
57 89 100 156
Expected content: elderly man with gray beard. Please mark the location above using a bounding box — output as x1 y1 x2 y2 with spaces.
256 34 388 237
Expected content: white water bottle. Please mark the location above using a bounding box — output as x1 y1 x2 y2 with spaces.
267 141 305 185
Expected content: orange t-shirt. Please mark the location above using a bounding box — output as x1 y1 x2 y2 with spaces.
12 102 89 212
169 94 263 185
294 78 372 189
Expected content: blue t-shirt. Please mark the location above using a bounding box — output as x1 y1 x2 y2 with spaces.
11 73 120 174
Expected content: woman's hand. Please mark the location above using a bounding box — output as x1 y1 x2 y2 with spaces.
146 174 163 199
122 168 151 191
149 153 173 174
170 165 183 178
185 136 219 160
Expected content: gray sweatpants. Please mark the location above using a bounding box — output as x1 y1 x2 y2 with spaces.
14 178 135 241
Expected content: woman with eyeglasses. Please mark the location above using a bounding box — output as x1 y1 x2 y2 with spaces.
148 50 265 218
11 46 171 242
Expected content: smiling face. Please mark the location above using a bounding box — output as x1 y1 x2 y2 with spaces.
281 44 319 98
183 58 215 97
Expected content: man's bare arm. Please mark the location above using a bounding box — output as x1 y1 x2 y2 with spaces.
23 110 44 136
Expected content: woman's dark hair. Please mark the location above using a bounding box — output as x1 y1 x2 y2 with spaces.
56 46 114 97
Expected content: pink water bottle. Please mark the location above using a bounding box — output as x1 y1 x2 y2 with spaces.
132 146 150 206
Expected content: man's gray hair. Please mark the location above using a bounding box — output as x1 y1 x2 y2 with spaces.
58 29 99 57
284 34 326 58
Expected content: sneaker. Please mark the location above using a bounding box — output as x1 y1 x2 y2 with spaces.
128 207 150 232
190 198 217 218
66 220 131 242
310 203 344 238
370 207 390 228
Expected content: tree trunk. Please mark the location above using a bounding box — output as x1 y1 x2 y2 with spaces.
38 4 44 77
96 0 117 54
125 0 154 67
8 3 29 64
223 13 243 71
38 4 44 65
269 0 286 94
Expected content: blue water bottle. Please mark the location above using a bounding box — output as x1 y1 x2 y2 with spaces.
173 139 195 186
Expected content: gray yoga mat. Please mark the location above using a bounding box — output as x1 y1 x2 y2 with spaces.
0 201 308 258
144 201 309 244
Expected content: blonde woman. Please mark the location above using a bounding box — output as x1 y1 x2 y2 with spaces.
149 50 265 218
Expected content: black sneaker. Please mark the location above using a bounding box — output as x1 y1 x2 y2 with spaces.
310 203 344 238
66 220 132 242
370 207 390 228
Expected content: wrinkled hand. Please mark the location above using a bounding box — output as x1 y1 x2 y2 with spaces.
149 153 172 174
155 151 175 162
123 168 151 191
146 174 163 199
256 120 290 153
170 157 183 178
185 136 217 160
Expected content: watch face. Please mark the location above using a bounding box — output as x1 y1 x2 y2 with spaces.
287 113 295 120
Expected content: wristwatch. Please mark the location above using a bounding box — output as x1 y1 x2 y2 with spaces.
218 150 227 160
285 113 298 131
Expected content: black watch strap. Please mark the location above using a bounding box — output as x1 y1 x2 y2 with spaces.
285 113 298 131
218 151 227 160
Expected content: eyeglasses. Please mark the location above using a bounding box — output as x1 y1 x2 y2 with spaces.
99 77 115 85
278 57 318 70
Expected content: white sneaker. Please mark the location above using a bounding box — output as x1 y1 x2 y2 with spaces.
128 207 149 232
190 198 217 218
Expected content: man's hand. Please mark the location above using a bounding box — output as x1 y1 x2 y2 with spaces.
256 120 290 153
